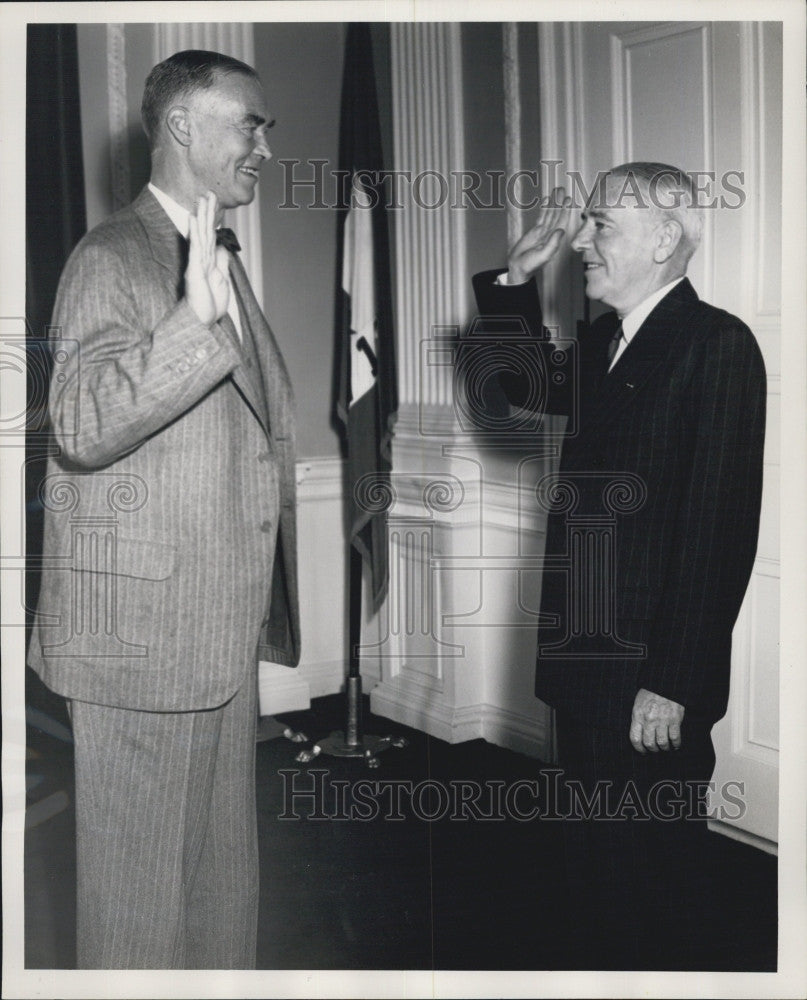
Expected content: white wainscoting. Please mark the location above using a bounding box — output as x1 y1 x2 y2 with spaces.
369 406 555 761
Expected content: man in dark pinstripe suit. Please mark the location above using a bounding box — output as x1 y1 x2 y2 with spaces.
475 164 766 967
28 51 300 969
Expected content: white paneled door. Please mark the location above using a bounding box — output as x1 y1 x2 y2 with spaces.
538 21 781 847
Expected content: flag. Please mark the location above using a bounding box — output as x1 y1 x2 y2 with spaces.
335 23 398 610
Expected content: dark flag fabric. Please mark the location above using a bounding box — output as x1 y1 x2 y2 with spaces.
335 23 398 609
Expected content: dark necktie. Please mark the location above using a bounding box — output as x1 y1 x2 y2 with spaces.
607 324 624 366
215 227 241 253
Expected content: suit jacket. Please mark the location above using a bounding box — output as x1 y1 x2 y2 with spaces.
473 271 766 730
28 187 301 712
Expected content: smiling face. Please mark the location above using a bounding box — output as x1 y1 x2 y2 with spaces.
570 174 665 317
185 70 272 210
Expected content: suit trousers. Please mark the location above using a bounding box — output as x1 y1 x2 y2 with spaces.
69 668 259 969
554 713 717 970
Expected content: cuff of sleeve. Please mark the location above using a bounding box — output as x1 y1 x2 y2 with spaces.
495 271 531 287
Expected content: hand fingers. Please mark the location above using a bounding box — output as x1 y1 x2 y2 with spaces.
655 725 670 751
642 725 660 752
629 721 646 754
543 228 565 254
631 722 680 753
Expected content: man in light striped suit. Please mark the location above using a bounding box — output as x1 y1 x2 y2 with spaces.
28 50 300 969
475 164 766 967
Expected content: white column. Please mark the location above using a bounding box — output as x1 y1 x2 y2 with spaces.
369 23 552 757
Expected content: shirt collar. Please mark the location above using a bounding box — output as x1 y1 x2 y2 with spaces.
620 276 685 343
148 183 191 239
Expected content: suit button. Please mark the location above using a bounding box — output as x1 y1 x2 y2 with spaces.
258 452 270 463
177 361 188 373
260 520 273 533
195 347 208 361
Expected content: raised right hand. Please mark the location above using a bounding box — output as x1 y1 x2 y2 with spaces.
185 191 231 325
507 186 573 284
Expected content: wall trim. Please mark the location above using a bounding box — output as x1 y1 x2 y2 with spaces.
707 818 778 856
371 678 551 759
503 23 523 248
296 456 345 503
106 24 130 212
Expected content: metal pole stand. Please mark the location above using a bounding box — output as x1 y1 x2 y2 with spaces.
296 548 407 768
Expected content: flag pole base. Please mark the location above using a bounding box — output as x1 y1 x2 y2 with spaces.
315 731 408 769
293 670 408 767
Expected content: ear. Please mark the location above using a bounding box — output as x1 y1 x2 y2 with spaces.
653 220 683 263
165 106 192 147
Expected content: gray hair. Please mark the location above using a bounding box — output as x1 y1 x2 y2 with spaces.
605 162 704 263
141 49 258 146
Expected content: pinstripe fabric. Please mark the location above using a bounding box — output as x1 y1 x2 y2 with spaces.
71 672 258 968
28 187 299 968
555 713 717 968
474 273 766 730
29 187 300 709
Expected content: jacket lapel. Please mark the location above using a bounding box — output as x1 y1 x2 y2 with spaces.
133 187 276 441
229 255 293 443
132 187 188 294
579 278 700 439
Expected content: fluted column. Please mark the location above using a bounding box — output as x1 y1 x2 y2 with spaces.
391 22 467 412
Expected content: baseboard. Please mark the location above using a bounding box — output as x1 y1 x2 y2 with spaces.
296 658 346 700
370 681 484 744
258 661 311 716
707 818 778 855
370 679 550 756
480 704 552 761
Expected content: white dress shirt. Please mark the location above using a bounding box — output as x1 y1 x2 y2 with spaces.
148 183 242 340
495 270 685 370
609 276 684 370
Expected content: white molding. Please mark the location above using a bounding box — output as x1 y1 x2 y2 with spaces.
258 658 348 717
707 818 778 856
739 22 782 326
106 24 130 212
391 22 467 407
536 23 582 336
295 457 344 502
480 703 552 761
152 23 265 309
371 679 552 757
609 22 714 303
258 660 310 716
502 23 523 248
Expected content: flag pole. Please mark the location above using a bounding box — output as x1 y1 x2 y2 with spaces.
314 546 406 767
344 544 364 747
296 23 404 768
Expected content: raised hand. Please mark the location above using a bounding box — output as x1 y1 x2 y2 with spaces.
185 192 231 325
507 186 573 284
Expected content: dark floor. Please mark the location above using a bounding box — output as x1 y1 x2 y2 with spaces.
24 668 777 971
